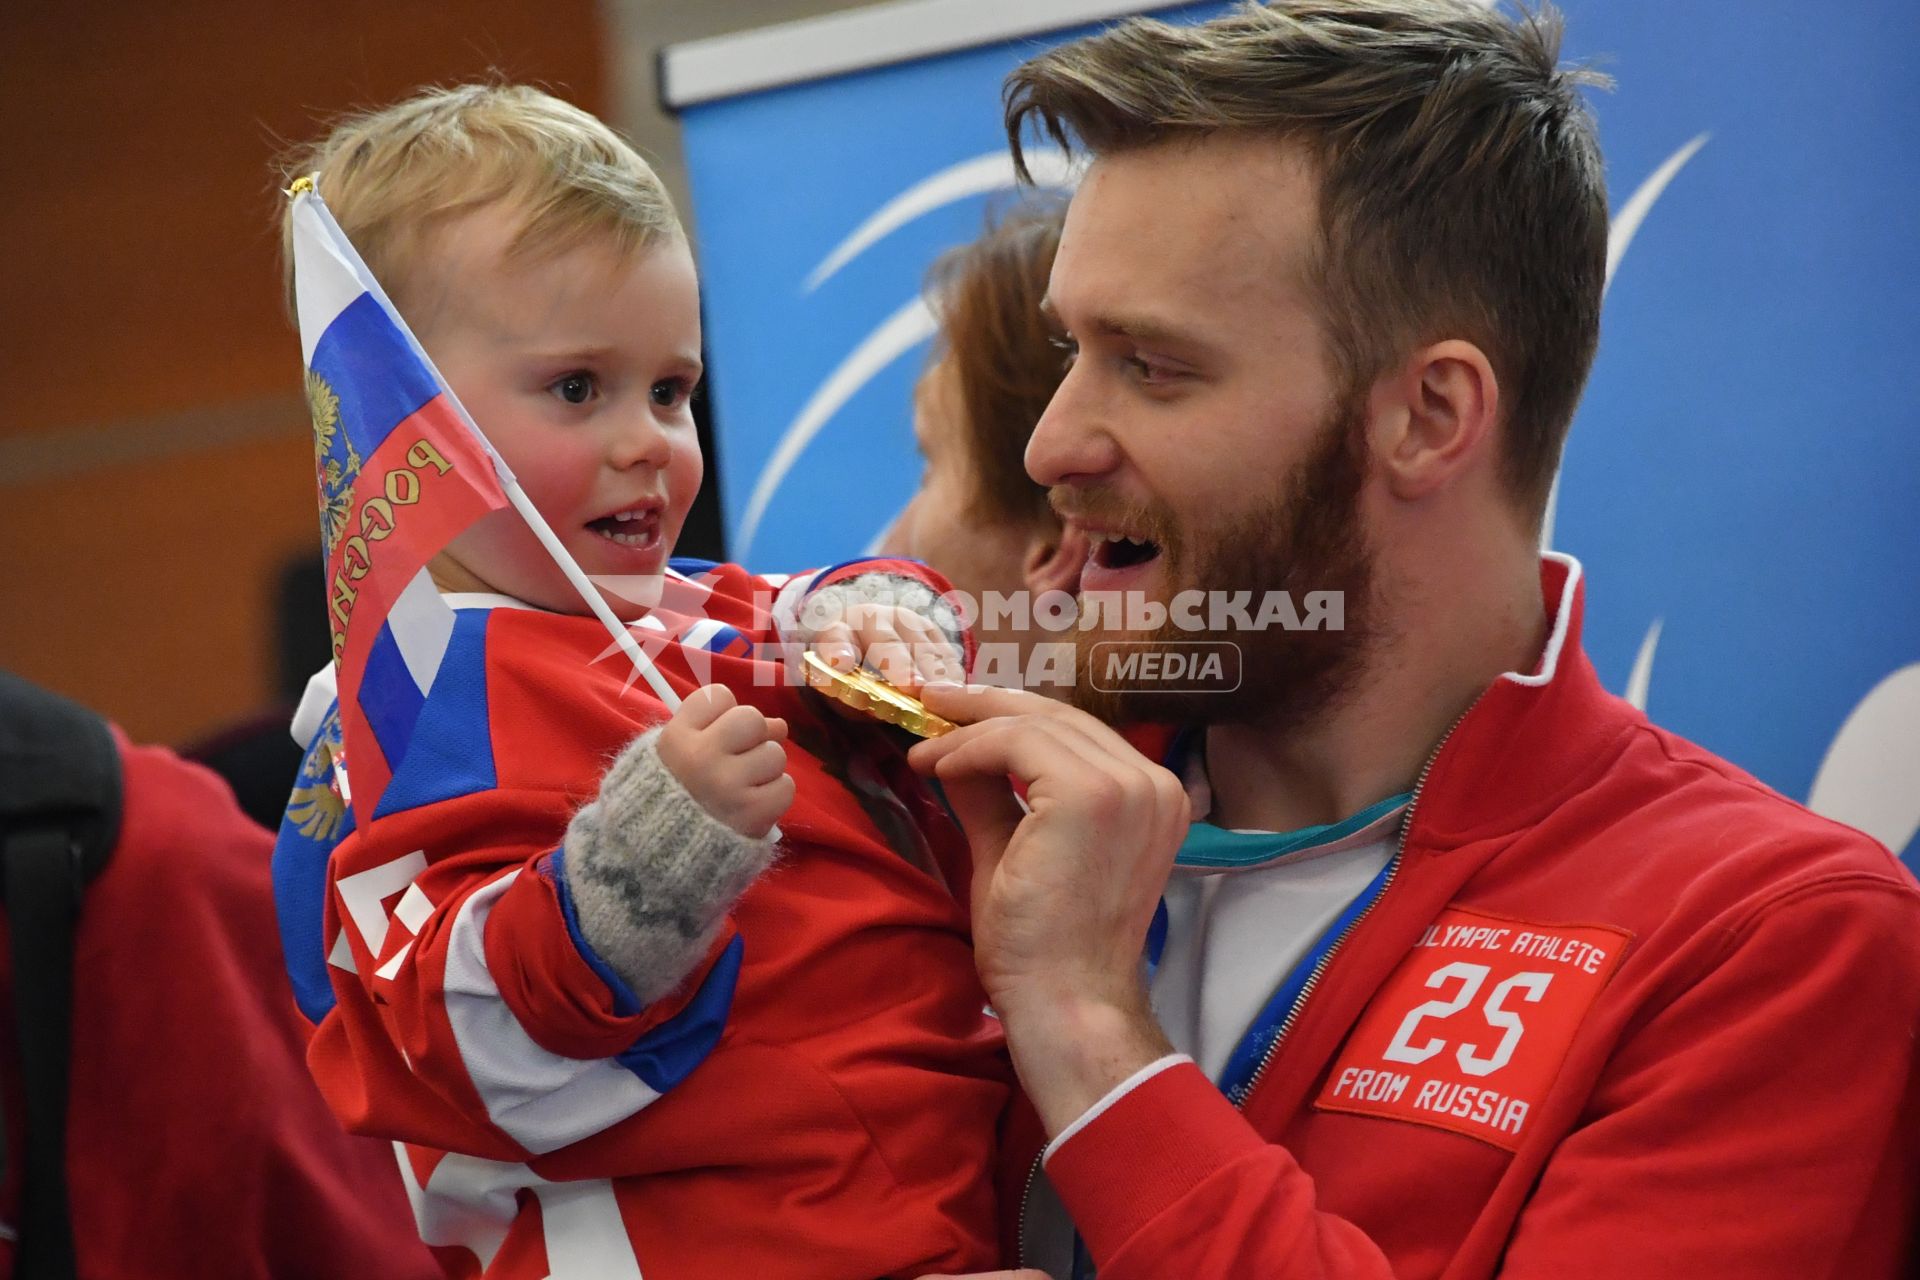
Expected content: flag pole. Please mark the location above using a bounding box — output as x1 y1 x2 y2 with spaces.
295 181 681 710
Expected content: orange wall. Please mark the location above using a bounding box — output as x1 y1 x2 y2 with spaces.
0 0 611 744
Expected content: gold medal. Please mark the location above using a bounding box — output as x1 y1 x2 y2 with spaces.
801 651 956 738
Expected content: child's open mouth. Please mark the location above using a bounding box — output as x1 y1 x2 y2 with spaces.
588 506 661 549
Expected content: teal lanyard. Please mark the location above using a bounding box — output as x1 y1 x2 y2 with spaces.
1067 736 1409 1279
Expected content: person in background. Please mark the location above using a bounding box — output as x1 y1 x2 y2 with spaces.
0 675 437 1278
883 204 1088 690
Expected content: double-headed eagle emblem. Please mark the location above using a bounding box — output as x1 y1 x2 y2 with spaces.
307 369 360 557
286 704 348 841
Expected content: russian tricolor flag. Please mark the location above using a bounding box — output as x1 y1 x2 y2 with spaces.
289 184 510 825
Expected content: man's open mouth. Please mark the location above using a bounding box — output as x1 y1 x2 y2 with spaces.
1092 531 1163 570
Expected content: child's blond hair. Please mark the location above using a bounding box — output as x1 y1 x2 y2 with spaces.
278 82 680 319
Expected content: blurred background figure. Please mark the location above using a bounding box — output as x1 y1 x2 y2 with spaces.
882 204 1087 688
0 671 437 1277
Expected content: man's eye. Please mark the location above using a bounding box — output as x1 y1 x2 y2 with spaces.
1049 333 1079 371
650 379 689 408
1128 356 1178 385
550 373 597 405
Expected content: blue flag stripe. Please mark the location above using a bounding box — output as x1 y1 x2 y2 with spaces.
308 291 441 459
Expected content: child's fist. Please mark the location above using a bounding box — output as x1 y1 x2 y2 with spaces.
656 685 795 839
807 602 966 695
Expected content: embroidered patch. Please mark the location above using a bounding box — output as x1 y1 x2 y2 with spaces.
1314 906 1631 1151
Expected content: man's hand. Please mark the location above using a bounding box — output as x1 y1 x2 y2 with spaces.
657 684 795 839
907 683 1187 1136
807 601 965 693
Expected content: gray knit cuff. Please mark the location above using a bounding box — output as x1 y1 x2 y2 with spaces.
797 571 966 663
562 727 778 1006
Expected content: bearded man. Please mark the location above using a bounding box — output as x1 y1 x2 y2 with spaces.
908 4 1920 1278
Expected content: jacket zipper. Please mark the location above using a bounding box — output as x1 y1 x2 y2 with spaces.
1019 697 1481 1268
1232 696 1480 1111
1017 1152 1043 1270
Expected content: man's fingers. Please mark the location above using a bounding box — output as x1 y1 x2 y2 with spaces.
918 680 1068 728
923 716 1105 810
932 761 1028 875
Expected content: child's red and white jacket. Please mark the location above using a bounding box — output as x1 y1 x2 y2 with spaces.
274 558 1008 1280
1001 553 1920 1279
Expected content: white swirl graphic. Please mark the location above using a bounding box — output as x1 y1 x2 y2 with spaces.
1541 132 1712 552
805 147 1080 293
737 296 939 559
1807 663 1920 856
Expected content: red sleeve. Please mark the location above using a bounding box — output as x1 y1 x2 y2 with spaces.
1047 1063 1396 1278
1045 879 1920 1279
320 785 740 1163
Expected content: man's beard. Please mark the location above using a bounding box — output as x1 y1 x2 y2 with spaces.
1063 397 1375 729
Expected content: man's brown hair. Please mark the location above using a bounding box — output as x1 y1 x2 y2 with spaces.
924 202 1069 530
1004 0 1609 522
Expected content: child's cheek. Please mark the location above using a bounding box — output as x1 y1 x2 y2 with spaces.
669 436 705 526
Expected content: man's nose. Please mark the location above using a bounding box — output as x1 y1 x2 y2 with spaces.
1024 366 1120 488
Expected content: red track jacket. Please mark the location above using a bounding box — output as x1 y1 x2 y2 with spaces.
1005 554 1920 1279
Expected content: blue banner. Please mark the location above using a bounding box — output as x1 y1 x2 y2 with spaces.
675 1 1920 868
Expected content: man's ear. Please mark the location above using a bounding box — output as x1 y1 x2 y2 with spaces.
1023 522 1088 598
1368 339 1500 502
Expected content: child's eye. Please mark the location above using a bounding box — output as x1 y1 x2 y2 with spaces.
549 372 598 405
650 378 689 408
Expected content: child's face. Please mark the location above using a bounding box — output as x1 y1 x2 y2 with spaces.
416 205 704 619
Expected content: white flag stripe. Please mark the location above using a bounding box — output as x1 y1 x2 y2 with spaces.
389 568 458 695
443 871 663 1154
289 196 370 366
681 619 729 650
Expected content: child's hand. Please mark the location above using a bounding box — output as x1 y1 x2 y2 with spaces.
807 602 966 695
656 685 795 839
